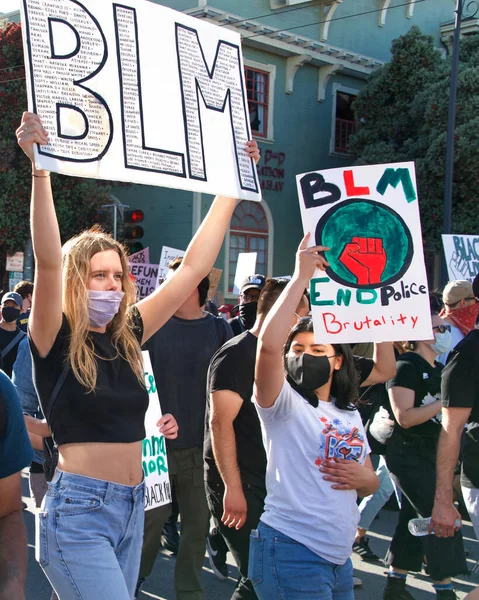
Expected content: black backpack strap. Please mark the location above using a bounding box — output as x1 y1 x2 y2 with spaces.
1 330 26 359
46 362 70 425
43 361 70 481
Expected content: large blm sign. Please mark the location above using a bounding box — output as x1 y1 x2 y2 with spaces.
20 0 261 201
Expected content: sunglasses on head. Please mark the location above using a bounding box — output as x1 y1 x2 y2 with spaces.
432 324 451 334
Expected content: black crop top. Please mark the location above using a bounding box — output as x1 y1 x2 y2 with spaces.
29 307 149 446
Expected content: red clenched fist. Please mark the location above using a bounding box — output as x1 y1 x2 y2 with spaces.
339 237 386 285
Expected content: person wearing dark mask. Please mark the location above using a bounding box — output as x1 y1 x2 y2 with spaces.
229 275 265 336
382 311 467 600
248 235 380 600
0 292 26 378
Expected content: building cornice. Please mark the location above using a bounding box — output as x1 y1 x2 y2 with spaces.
185 5 384 92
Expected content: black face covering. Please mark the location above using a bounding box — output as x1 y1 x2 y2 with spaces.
239 301 258 330
286 354 332 393
1 306 21 323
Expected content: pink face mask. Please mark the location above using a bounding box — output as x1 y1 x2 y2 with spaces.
87 290 125 328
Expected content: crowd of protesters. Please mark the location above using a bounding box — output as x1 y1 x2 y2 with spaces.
1 111 479 600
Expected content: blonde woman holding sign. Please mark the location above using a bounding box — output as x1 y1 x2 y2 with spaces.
17 111 260 600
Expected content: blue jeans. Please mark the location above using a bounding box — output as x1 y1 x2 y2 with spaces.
36 470 145 599
248 522 354 600
358 455 398 530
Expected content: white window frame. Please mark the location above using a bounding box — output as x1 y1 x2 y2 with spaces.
244 59 276 144
330 83 359 157
223 199 274 301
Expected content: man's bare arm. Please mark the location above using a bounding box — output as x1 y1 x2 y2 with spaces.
210 390 247 529
0 472 27 600
431 406 470 537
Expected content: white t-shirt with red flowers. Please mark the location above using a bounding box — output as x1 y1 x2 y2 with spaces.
254 379 370 565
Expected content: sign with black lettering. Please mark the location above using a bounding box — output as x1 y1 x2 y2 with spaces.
296 162 432 343
20 0 260 201
142 351 171 511
442 234 479 283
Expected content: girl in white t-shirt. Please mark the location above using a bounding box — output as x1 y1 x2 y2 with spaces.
248 235 379 600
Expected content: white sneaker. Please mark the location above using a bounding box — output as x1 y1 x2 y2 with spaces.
353 576 363 588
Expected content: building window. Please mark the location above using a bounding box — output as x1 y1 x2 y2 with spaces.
334 91 356 154
229 201 269 292
245 67 270 138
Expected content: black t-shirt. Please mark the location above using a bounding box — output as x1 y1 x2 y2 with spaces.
386 351 443 442
442 330 479 488
145 313 233 449
0 327 26 378
203 333 374 489
30 308 148 446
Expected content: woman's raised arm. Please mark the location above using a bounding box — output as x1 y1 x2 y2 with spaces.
255 234 329 408
17 112 62 357
137 140 260 344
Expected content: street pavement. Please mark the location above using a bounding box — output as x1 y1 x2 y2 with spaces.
23 472 479 599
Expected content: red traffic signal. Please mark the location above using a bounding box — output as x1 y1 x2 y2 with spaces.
124 209 144 223
123 208 144 251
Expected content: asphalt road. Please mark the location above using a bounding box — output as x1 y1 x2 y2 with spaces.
22 472 479 599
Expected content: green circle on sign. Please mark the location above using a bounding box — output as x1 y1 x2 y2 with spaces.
316 199 413 289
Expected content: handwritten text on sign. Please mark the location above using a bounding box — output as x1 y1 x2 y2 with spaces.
296 163 432 343
130 263 159 299
21 0 261 201
442 234 479 283
142 351 171 511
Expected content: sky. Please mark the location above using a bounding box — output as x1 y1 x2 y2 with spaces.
1 0 20 14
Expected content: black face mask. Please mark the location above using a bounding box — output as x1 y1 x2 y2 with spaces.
1 306 21 323
239 301 258 330
286 353 333 393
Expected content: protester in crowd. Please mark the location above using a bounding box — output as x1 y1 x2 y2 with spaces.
13 280 33 333
0 291 26 378
228 275 265 336
218 304 235 321
248 235 379 599
431 274 479 544
17 111 260 599
0 370 34 600
137 257 233 600
437 280 478 364
383 310 466 600
12 337 48 508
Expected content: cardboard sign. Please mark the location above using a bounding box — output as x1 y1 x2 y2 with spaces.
129 247 150 265
21 0 261 201
296 162 432 343
142 351 171 511
233 252 257 295
156 246 185 287
442 234 479 283
130 263 158 299
6 252 24 272
208 268 223 301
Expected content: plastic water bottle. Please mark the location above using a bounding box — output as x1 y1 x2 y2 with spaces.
408 517 461 537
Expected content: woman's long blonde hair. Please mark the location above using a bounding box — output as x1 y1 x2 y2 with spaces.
62 230 143 393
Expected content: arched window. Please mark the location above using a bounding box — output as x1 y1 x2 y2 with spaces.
228 201 269 292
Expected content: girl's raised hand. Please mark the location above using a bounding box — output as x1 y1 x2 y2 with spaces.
16 112 49 164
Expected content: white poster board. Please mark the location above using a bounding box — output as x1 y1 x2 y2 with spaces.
20 0 261 201
296 162 432 343
142 351 171 511
442 234 479 283
129 247 150 264
130 263 159 299
6 252 24 272
156 246 186 287
233 252 257 295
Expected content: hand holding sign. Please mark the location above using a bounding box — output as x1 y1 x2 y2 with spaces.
339 237 386 285
297 233 330 281
157 414 179 440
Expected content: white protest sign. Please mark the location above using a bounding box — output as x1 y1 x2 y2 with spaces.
6 252 24 272
296 162 432 343
442 234 479 283
142 351 171 511
233 252 257 294
156 246 185 287
130 263 158 299
21 0 261 201
129 247 150 265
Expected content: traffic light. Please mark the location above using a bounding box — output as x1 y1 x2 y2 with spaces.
123 209 144 252
88 207 112 232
